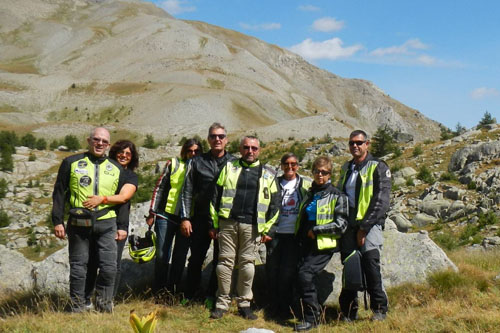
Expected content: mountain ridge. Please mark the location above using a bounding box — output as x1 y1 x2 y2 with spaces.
0 0 440 141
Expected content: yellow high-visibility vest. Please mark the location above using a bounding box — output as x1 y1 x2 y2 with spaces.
69 156 120 220
211 160 278 233
338 160 379 221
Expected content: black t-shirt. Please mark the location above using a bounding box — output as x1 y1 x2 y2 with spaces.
123 169 138 213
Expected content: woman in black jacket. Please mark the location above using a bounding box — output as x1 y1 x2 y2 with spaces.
294 156 349 331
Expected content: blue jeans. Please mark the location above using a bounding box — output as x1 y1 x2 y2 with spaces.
154 216 189 293
68 218 117 312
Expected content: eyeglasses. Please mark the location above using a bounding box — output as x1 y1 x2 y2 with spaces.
242 145 259 151
313 169 330 176
92 137 110 145
117 151 132 157
282 162 298 167
188 149 200 154
348 140 366 147
208 134 226 140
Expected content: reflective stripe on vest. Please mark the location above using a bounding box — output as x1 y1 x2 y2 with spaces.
339 160 379 221
296 193 339 250
69 156 120 220
164 158 186 215
215 160 278 233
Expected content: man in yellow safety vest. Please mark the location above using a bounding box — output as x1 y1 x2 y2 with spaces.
209 136 280 320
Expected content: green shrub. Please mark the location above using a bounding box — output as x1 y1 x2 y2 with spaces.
0 178 7 198
459 224 479 242
64 135 81 151
27 227 37 246
21 133 37 149
143 134 158 149
432 232 459 251
49 140 60 150
0 148 14 171
406 178 415 186
417 165 435 184
24 194 33 206
290 141 306 161
392 146 402 158
390 162 403 173
477 211 498 228
318 133 332 144
412 145 423 157
35 138 47 150
0 209 10 227
440 172 458 181
478 111 496 128
424 139 434 144
467 181 477 190
371 126 399 157
440 124 456 140
28 153 36 161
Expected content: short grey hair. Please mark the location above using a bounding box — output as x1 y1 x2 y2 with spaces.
240 135 259 146
208 122 226 136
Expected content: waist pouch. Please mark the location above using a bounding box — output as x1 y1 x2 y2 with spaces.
69 207 111 227
342 249 366 291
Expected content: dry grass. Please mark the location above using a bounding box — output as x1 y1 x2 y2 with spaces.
0 249 498 332
103 83 149 95
0 58 38 74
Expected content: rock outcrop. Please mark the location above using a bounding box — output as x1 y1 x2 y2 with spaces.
0 217 457 305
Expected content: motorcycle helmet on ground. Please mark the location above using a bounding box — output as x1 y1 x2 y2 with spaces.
128 226 156 264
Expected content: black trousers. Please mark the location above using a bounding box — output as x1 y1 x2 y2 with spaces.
69 219 117 311
339 248 388 318
296 240 333 323
184 215 218 299
265 233 299 314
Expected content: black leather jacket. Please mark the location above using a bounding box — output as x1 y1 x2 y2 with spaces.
180 150 235 221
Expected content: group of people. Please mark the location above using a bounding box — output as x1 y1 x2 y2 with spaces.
52 124 391 331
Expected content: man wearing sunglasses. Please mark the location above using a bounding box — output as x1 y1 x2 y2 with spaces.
179 123 235 307
337 130 391 322
52 127 128 313
209 136 280 320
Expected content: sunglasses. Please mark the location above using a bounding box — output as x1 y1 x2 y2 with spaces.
188 149 200 154
282 162 298 167
348 140 366 147
91 137 110 145
313 169 330 176
243 145 259 151
208 134 226 140
117 151 132 157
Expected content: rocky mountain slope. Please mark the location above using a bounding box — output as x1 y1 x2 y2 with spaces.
0 0 440 141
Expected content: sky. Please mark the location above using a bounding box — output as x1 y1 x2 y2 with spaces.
145 0 499 129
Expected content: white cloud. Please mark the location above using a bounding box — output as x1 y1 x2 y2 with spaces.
158 0 195 15
416 54 436 65
470 87 500 99
298 5 320 12
370 38 428 56
289 38 363 60
239 22 281 31
312 17 344 32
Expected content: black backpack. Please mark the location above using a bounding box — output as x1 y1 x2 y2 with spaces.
342 249 366 291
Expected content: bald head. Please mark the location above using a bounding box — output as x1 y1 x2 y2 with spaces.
87 127 110 157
